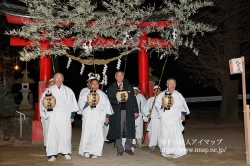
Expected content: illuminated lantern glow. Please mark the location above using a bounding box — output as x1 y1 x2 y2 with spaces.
87 90 100 108
162 91 174 110
116 88 129 103
43 91 56 111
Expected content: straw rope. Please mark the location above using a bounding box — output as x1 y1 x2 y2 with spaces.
65 48 138 65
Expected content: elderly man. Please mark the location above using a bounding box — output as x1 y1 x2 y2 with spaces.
155 78 190 158
40 73 79 162
142 85 161 152
107 71 139 156
133 85 146 147
78 78 113 158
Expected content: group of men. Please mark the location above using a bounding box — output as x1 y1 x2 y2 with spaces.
39 71 190 161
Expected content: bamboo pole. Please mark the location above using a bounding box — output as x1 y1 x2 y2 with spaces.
241 56 250 164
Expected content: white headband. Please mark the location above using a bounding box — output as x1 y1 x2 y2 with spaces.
87 76 97 81
49 78 54 83
153 85 161 90
133 87 141 92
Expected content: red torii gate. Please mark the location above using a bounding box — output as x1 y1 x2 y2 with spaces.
6 13 173 142
6 14 173 93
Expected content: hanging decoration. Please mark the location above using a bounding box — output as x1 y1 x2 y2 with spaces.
100 74 108 86
80 64 85 75
66 57 72 69
116 57 122 70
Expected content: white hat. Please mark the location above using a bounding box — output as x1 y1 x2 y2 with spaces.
133 87 141 92
49 78 54 83
86 76 97 82
153 85 161 90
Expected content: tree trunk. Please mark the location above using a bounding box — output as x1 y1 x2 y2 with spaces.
219 43 240 123
219 39 240 123
218 0 242 123
219 77 239 123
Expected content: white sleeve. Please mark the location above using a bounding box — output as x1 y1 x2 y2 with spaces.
142 98 151 122
180 94 190 115
155 92 164 118
104 93 114 115
39 90 48 119
69 89 80 113
77 89 88 114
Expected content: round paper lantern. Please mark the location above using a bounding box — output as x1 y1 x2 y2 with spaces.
162 91 174 110
116 88 128 103
43 91 56 111
87 90 100 108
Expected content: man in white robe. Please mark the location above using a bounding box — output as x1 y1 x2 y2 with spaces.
78 73 97 111
155 78 190 158
41 78 54 147
40 73 79 162
78 78 113 158
133 86 147 147
142 85 161 152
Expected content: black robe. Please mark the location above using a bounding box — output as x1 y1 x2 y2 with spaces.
107 79 139 139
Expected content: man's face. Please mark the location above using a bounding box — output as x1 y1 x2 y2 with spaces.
166 80 176 92
153 88 161 96
115 72 124 83
54 73 64 87
90 80 99 90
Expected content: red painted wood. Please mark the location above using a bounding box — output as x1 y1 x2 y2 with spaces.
6 14 32 25
32 120 44 143
34 103 40 121
6 13 176 28
10 36 171 48
138 30 149 95
149 81 155 98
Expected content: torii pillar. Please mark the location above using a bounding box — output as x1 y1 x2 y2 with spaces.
138 30 149 96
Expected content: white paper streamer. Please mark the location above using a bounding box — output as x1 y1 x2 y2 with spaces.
80 64 85 75
66 57 72 69
116 58 122 70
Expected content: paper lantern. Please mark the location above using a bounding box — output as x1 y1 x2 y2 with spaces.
229 58 243 75
43 91 56 111
116 88 129 103
162 91 174 110
87 90 100 108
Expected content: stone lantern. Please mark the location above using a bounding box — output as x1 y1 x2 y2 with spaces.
16 69 35 110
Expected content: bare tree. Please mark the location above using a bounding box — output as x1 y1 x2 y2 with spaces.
178 0 250 122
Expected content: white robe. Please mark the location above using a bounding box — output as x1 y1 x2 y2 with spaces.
103 124 109 141
155 90 190 157
78 89 113 157
78 87 90 111
135 93 147 139
40 88 49 147
142 97 161 148
40 84 79 156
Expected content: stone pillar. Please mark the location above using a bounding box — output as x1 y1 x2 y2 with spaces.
19 83 32 110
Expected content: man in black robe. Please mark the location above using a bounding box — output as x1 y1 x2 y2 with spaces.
107 71 139 156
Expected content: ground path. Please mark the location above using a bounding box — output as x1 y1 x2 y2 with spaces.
0 119 247 166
